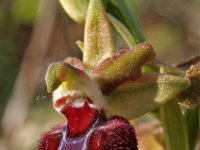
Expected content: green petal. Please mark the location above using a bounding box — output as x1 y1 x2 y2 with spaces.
59 0 89 23
83 0 114 71
105 73 190 119
93 42 155 94
45 62 88 93
45 61 104 107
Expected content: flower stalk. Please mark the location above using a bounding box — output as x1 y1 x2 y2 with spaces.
160 100 190 150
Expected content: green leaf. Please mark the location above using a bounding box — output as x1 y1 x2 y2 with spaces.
110 0 145 44
106 1 126 25
84 0 114 71
93 42 155 94
59 0 89 23
105 73 190 119
185 105 199 150
160 100 189 150
107 14 135 47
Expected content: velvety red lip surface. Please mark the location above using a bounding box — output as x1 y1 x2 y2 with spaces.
88 116 138 150
38 96 138 150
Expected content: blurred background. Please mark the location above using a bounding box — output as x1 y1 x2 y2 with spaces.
0 0 199 149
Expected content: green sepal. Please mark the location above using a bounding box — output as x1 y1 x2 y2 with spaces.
83 0 114 71
93 42 155 94
59 0 89 23
105 73 190 119
160 100 190 150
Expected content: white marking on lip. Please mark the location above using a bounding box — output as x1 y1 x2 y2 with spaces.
52 84 96 114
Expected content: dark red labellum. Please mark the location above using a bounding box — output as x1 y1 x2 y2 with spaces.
38 96 138 150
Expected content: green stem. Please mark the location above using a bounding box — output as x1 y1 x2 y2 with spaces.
111 0 145 43
185 105 199 150
160 100 190 150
